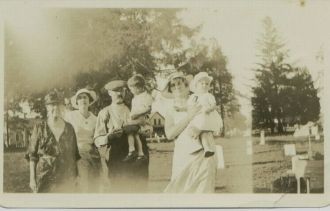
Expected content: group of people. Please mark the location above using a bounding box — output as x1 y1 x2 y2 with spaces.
25 71 223 193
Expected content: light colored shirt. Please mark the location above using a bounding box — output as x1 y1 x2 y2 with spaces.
93 104 130 147
131 91 153 117
65 110 97 146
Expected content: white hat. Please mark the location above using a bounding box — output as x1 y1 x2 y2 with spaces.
162 71 193 98
190 72 213 93
71 88 98 109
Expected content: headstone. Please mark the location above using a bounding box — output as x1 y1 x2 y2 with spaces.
246 138 253 155
311 125 318 136
315 134 320 140
215 145 225 169
284 144 296 156
260 130 265 145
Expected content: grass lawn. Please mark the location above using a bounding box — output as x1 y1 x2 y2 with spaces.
3 137 253 193
252 136 324 193
4 135 322 193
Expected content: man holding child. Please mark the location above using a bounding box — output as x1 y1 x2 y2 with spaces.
93 79 149 193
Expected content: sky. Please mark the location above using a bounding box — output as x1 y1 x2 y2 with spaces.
1 0 329 120
179 0 330 118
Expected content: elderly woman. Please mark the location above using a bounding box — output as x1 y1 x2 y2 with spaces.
163 71 217 193
65 88 101 192
25 91 80 193
94 80 149 193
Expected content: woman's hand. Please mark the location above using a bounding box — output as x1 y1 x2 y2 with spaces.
187 126 201 139
29 178 38 193
187 102 202 120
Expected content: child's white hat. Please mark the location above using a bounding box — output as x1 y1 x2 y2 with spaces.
190 72 213 93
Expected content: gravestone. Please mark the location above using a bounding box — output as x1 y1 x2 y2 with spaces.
215 145 225 169
284 144 296 156
259 130 265 145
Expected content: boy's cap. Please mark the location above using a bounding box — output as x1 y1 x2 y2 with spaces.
104 80 127 91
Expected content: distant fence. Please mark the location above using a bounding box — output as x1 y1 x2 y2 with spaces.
3 129 31 151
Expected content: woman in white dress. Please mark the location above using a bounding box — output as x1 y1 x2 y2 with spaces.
66 88 102 192
163 71 217 193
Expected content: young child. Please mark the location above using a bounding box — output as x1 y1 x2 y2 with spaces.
187 72 223 157
123 74 153 162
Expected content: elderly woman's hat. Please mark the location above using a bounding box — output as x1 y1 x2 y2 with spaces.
71 88 98 109
104 80 127 91
44 91 62 105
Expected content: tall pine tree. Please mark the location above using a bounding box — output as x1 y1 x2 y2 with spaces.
252 17 320 134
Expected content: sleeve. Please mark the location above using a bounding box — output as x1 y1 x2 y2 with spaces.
145 93 153 108
124 106 131 123
25 123 40 162
208 93 217 106
93 108 110 147
74 136 81 162
132 94 153 115
187 94 195 107
164 109 173 139
66 124 80 177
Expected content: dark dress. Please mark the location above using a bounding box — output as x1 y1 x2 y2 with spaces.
25 120 81 193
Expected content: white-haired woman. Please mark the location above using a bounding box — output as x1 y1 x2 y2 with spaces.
66 88 101 192
163 72 217 193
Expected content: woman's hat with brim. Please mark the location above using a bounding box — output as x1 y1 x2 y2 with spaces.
190 72 213 93
45 91 62 105
71 88 98 109
104 80 127 91
161 71 193 98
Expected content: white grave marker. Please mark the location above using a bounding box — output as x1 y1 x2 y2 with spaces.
246 138 253 155
260 130 265 145
284 144 296 156
215 145 225 169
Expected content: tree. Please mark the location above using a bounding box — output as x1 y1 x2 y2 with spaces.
178 39 239 136
5 9 198 116
252 17 320 133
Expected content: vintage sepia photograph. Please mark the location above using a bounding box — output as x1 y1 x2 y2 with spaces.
0 0 329 208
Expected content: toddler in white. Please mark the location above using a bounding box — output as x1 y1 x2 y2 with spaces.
123 74 153 162
187 72 223 157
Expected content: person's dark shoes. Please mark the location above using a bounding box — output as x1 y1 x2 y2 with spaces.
205 151 215 158
136 155 147 161
122 151 138 162
135 155 147 165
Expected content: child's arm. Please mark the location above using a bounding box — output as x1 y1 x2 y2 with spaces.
204 105 217 114
204 94 217 114
131 107 151 120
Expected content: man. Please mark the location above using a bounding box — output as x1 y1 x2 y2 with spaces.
94 80 149 193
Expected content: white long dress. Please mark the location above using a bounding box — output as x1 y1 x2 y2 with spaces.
164 105 217 193
65 110 101 192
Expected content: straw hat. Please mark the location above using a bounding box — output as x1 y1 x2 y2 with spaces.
71 88 97 109
161 71 193 98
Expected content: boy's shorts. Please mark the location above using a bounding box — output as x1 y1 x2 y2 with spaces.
123 124 140 134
